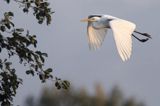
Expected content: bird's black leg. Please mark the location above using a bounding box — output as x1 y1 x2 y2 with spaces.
134 30 152 39
132 34 149 43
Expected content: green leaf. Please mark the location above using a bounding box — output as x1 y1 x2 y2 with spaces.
62 80 70 89
23 8 29 13
5 62 12 66
27 3 31 8
5 23 11 29
46 68 52 73
44 68 53 75
8 11 14 16
55 81 61 89
26 70 31 74
10 22 14 27
46 14 51 25
0 26 6 32
26 70 34 76
42 53 48 57
40 55 44 63
35 51 41 55
16 28 24 32
39 74 45 82
49 75 53 79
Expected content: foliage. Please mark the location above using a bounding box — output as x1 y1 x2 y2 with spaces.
0 59 22 106
0 0 69 105
4 0 54 25
25 85 145 106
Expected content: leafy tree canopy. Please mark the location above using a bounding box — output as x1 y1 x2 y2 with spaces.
25 85 145 106
0 0 69 105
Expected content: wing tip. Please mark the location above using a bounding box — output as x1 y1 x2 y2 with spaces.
121 54 131 62
89 45 101 51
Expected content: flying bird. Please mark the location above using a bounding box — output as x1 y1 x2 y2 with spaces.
81 14 151 61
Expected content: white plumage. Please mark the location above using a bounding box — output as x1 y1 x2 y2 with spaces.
110 19 136 61
81 15 136 61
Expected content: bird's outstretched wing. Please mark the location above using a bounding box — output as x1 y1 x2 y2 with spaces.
87 23 107 50
110 19 136 61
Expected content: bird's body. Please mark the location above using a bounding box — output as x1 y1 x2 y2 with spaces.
81 14 151 61
89 15 116 29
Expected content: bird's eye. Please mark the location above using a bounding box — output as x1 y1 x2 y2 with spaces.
91 18 96 21
92 18 95 20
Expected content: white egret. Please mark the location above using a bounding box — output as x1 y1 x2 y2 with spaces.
81 14 151 61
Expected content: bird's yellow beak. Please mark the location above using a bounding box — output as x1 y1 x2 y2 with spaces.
80 18 95 22
81 18 89 22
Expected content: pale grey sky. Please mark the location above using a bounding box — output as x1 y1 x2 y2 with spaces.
1 0 160 106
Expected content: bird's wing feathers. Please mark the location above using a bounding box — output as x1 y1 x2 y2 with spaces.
87 23 107 50
110 19 136 61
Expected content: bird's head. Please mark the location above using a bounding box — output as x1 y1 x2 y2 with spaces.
81 15 101 22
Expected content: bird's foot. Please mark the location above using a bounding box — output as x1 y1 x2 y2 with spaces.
139 38 149 42
142 33 152 39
